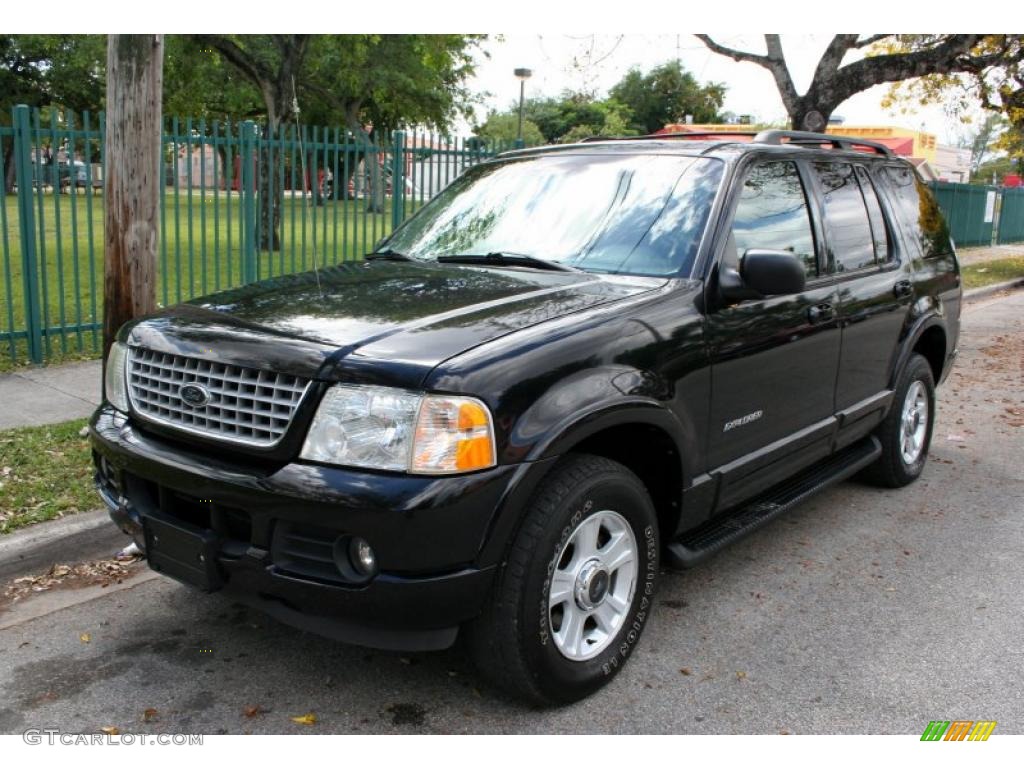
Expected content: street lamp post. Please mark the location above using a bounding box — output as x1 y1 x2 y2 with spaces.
514 68 532 145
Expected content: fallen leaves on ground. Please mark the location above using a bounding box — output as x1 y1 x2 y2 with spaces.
243 705 264 719
79 632 91 643
679 667 692 676
142 708 158 723
290 712 317 725
100 726 119 736
1 556 143 607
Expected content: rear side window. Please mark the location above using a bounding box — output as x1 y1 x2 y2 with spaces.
881 165 953 259
812 162 876 272
731 161 817 277
856 166 891 263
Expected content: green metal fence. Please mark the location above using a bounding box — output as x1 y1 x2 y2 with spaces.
997 188 1024 245
928 181 997 248
1 104 521 366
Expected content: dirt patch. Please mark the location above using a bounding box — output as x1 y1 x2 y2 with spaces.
0 556 144 611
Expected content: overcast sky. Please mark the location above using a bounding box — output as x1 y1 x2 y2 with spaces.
461 34 980 144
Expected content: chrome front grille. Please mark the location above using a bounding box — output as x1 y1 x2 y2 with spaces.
127 347 310 447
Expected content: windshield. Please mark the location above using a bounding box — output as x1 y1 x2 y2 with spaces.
381 153 723 277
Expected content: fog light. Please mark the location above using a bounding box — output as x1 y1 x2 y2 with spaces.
349 537 377 577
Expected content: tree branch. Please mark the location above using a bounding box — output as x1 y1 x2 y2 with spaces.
853 34 892 49
693 35 770 67
193 35 269 86
695 35 800 113
830 34 985 106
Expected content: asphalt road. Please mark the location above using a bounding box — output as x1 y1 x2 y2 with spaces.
1 290 1022 735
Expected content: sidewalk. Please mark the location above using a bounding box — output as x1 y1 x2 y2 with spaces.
0 359 100 429
957 243 1024 265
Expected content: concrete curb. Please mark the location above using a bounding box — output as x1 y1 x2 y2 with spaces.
0 509 128 582
963 277 1024 303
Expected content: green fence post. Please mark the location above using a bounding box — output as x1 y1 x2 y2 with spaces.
391 130 406 230
240 120 258 283
12 105 43 364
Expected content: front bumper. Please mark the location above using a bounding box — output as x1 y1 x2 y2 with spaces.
90 405 518 651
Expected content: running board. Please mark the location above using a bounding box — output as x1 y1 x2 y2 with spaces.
667 436 881 569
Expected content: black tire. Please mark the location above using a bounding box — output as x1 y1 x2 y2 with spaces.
861 353 936 488
466 453 659 705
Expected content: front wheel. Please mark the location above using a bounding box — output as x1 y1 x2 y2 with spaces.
467 454 660 705
862 353 936 488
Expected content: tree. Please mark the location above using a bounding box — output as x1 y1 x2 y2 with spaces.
192 35 311 250
695 34 986 131
0 35 107 191
298 35 483 211
609 60 725 134
881 35 1024 175
474 113 545 146
103 35 163 364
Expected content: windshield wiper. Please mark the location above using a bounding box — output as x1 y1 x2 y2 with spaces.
437 252 581 273
365 249 415 262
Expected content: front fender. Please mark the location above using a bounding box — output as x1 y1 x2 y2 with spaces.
472 369 701 568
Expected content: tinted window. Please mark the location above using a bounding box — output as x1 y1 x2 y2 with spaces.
856 166 891 262
382 154 723 277
813 162 875 272
882 165 953 259
731 161 817 277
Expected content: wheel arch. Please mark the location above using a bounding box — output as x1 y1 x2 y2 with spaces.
477 401 697 568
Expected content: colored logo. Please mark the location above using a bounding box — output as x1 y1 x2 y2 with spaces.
921 721 997 741
180 383 211 408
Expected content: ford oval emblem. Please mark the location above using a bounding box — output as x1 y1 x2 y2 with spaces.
180 383 210 408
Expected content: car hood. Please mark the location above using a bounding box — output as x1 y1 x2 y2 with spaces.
127 261 666 387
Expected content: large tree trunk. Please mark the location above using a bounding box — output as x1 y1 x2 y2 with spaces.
788 92 837 133
103 34 163 366
256 110 283 252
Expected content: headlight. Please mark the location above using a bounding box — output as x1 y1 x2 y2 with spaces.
300 385 496 474
104 342 129 412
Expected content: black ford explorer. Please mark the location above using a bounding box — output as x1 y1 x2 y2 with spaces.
91 130 960 705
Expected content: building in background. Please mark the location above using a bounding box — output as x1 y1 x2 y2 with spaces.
656 122 971 183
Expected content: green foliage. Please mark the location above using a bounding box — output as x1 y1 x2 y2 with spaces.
0 35 106 120
477 61 724 146
163 37 262 120
474 113 545 146
608 60 725 134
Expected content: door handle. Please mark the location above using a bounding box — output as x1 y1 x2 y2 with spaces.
807 302 835 325
893 279 913 298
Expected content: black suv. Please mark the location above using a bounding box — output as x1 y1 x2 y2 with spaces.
91 130 960 705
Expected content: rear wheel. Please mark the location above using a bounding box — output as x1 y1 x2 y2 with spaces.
467 454 659 705
862 353 935 488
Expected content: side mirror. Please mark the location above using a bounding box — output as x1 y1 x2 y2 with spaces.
720 249 806 302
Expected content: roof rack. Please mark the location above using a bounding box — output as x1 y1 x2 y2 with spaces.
579 131 758 143
752 129 894 157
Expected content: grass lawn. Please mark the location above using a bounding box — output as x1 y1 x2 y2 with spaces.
961 256 1024 290
0 418 96 534
1 190 394 370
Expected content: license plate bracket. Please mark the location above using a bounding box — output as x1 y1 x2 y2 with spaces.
143 511 223 592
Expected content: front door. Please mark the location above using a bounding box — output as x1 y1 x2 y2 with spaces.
705 158 841 509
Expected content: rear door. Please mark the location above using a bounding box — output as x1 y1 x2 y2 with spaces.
807 161 915 449
705 157 842 509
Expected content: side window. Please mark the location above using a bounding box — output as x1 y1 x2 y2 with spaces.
881 165 953 259
856 166 891 263
812 162 876 272
731 161 817 278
